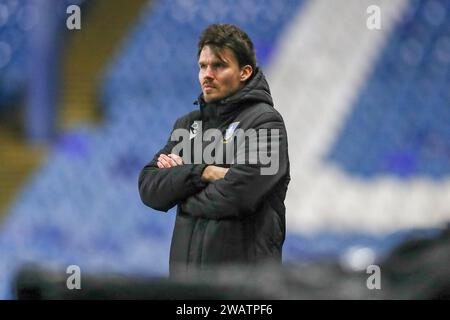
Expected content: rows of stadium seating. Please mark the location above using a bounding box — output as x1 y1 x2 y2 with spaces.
0 0 32 107
327 0 450 179
0 0 448 299
0 0 306 298
0 0 84 110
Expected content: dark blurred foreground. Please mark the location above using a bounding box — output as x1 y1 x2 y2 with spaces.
14 225 450 300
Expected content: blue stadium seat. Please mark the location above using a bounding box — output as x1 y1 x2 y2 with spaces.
1 0 447 300
327 0 450 180
0 0 306 298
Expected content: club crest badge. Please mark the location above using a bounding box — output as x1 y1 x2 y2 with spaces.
223 122 240 143
189 121 201 139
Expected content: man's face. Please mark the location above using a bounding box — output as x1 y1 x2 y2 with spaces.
198 45 247 103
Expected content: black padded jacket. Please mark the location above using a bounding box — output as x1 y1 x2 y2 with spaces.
138 68 290 277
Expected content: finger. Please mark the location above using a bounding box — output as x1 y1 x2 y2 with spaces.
159 154 172 162
219 168 228 179
215 167 228 180
157 161 164 168
209 166 223 181
158 154 170 163
158 157 172 168
168 154 184 165
161 154 177 167
159 154 169 161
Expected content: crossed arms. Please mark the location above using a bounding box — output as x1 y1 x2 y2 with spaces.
138 113 288 220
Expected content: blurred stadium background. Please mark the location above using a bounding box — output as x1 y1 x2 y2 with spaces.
0 0 449 299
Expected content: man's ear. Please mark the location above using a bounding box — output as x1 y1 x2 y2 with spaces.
240 65 253 82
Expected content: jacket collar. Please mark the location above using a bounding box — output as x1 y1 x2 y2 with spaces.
194 67 273 122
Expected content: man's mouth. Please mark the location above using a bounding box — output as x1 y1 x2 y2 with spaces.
203 84 215 90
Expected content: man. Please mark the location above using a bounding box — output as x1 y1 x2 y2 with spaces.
138 24 290 277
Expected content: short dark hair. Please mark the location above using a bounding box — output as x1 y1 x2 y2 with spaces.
197 24 256 70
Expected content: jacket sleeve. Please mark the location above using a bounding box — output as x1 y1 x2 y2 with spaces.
180 112 289 220
138 118 208 212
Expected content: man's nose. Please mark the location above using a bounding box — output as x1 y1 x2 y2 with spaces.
204 66 214 79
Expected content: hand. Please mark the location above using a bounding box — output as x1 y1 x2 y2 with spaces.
201 165 229 182
157 154 184 168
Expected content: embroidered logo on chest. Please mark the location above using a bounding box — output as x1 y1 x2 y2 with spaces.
189 121 201 139
223 122 240 143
